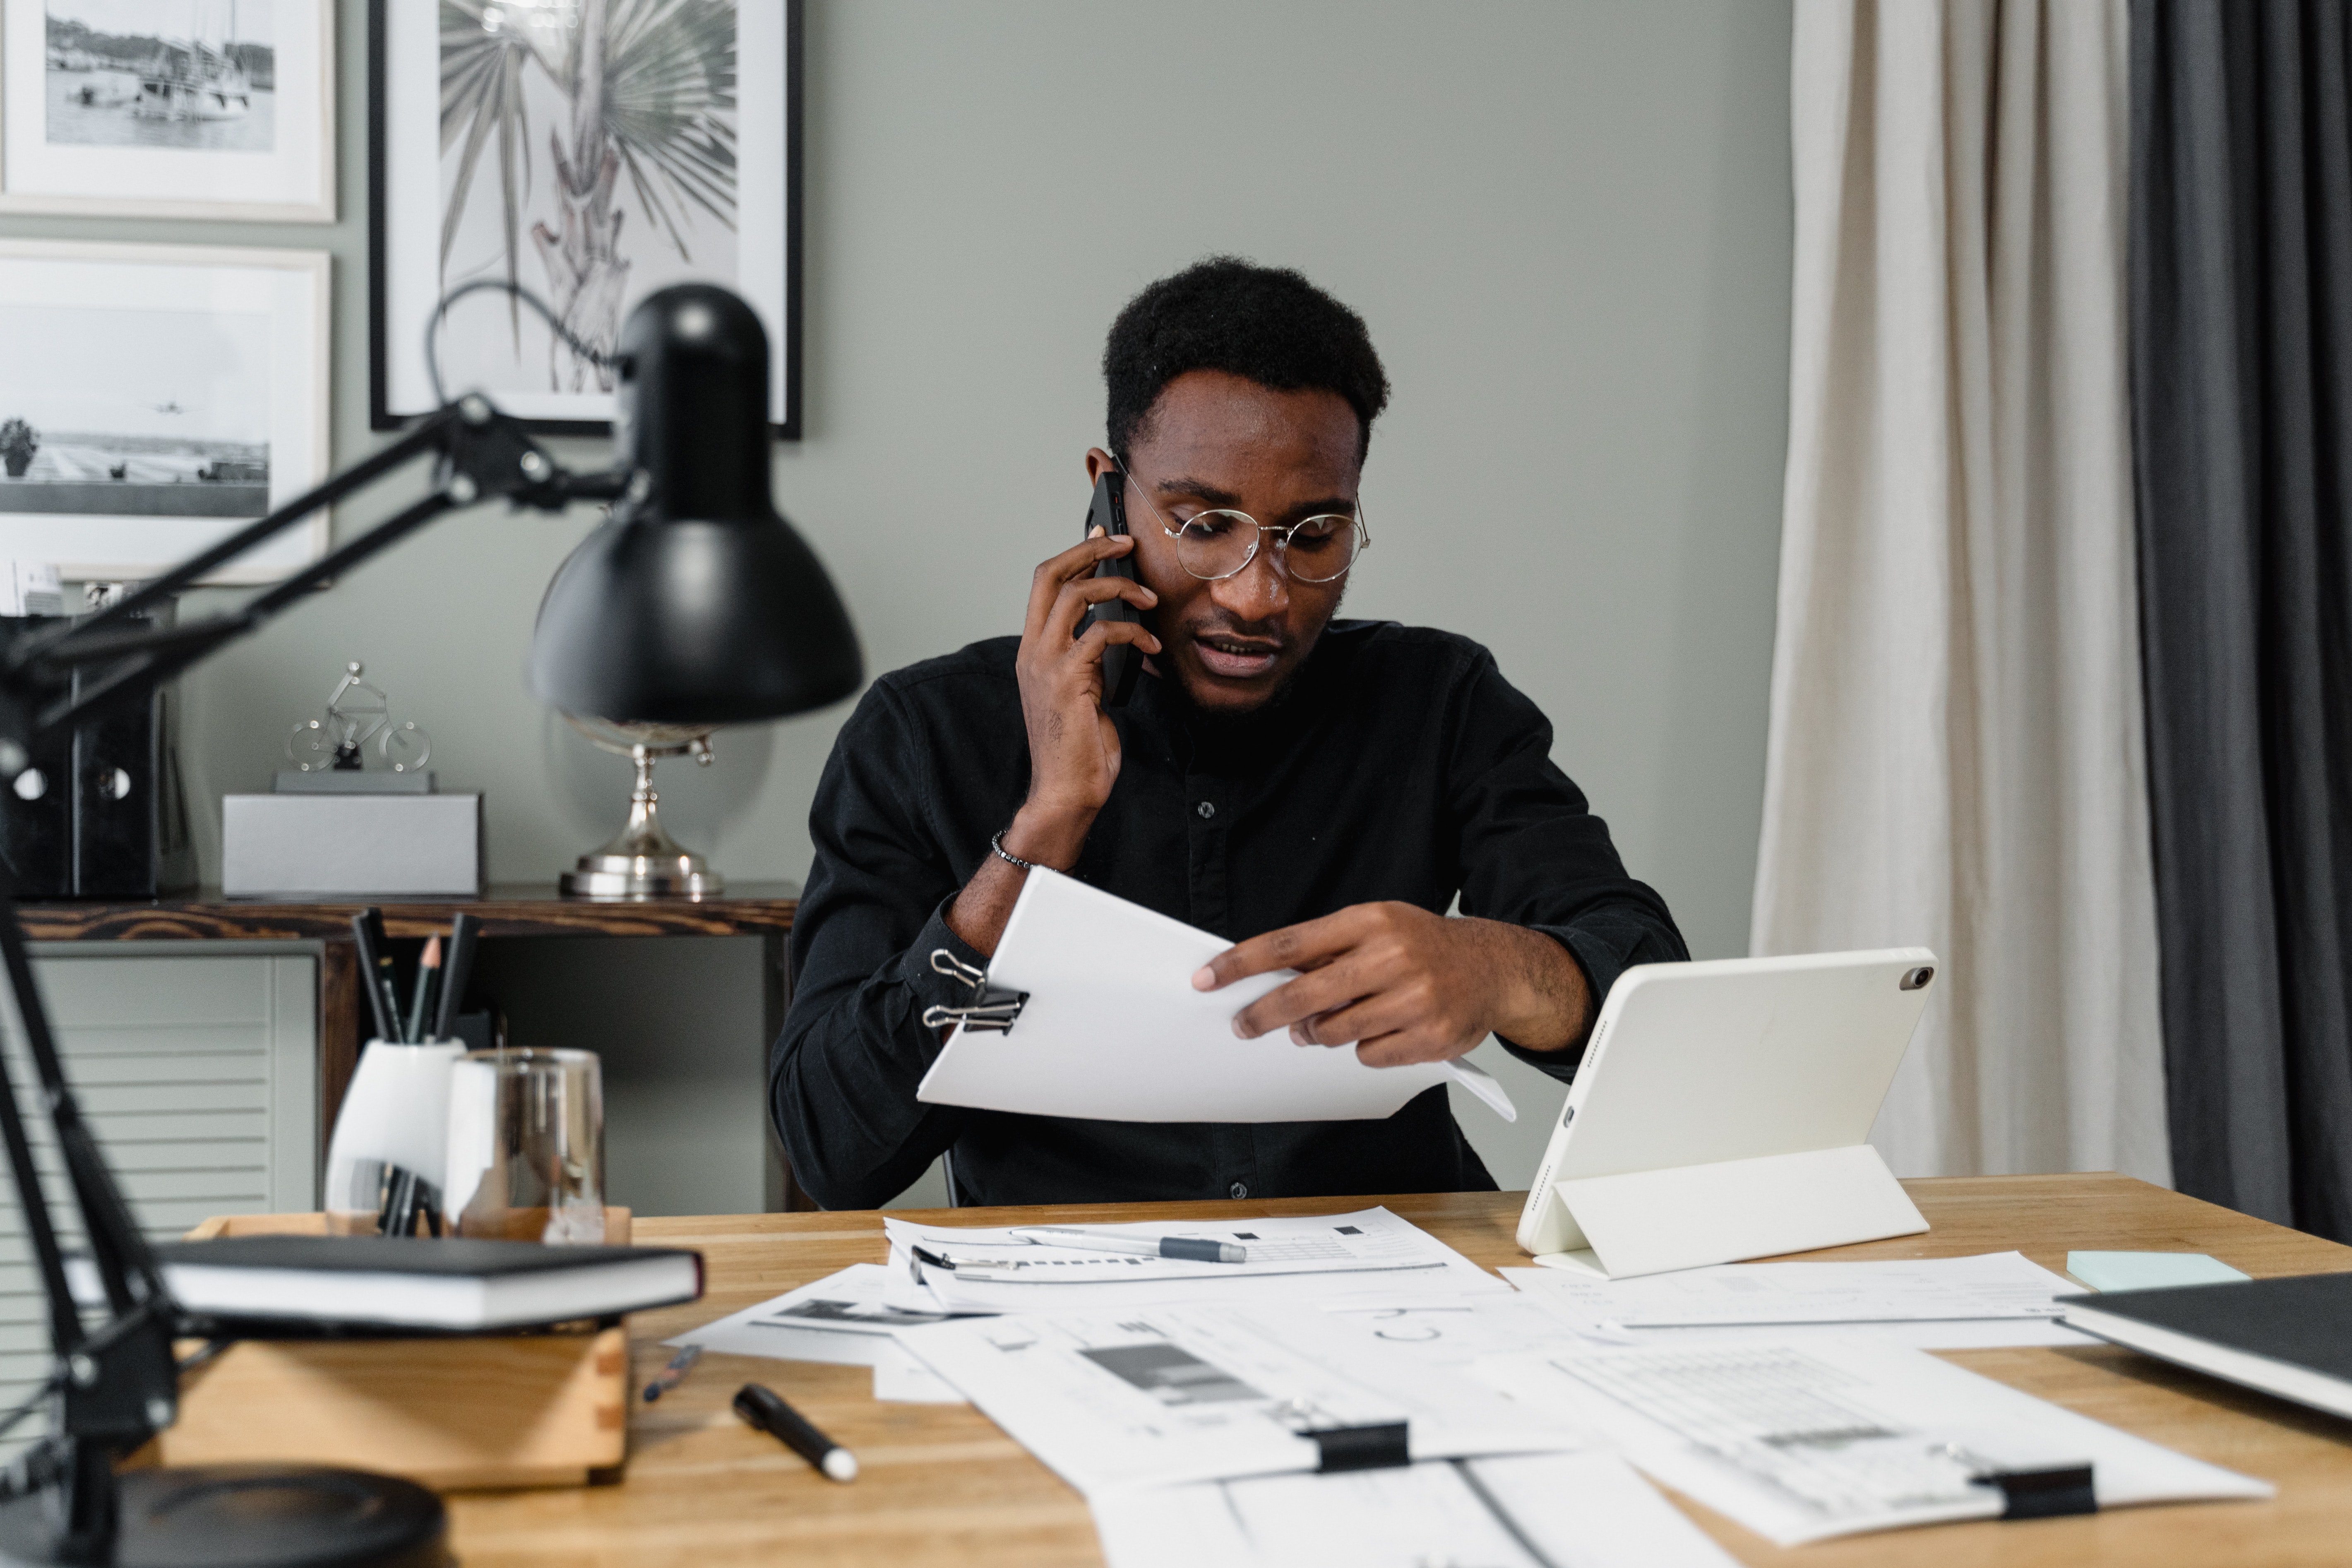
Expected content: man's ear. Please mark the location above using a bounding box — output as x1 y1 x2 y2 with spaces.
1085 446 1118 485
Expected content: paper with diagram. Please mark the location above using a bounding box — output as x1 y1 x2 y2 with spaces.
1472 1336 2271 1544
886 1207 1512 1313
668 1263 987 1368
893 1300 1588 1498
915 868 1516 1124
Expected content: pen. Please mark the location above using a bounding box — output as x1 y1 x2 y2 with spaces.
349 910 398 1042
1013 1226 1247 1264
643 1344 702 1402
406 934 442 1045
435 913 480 1042
734 1382 857 1482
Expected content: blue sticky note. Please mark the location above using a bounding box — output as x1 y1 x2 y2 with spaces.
2067 1251 2251 1292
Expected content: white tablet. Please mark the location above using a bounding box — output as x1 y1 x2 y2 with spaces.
1515 948 1938 1259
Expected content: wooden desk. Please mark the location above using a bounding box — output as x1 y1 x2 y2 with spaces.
15 885 807 1208
444 1174 2352 1567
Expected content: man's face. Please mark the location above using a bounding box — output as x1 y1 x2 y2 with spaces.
1086 369 1362 717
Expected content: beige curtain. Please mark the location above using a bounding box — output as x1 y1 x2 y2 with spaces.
1753 0 2168 1184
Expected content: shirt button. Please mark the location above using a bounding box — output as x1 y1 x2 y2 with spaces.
1197 801 1216 819
1228 1181 1248 1200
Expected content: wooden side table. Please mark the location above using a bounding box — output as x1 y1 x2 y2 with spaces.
15 885 810 1210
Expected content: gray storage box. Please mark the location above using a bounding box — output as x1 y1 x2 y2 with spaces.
221 793 482 897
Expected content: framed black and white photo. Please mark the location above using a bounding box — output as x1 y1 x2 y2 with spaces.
0 0 335 221
370 0 800 437
0 240 329 583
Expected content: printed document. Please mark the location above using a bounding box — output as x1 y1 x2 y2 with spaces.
1504 1251 2096 1347
668 1263 986 1368
1473 1337 2271 1544
894 1301 1588 1498
915 869 1515 1123
886 1206 1512 1313
1090 1453 1739 1568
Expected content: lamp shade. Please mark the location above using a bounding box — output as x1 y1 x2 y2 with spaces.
528 285 862 725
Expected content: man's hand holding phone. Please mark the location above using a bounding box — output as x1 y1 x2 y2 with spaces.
946 528 1159 957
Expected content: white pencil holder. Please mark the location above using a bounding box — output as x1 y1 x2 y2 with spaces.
321 1038 466 1230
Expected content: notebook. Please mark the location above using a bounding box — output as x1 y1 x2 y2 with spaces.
72 1236 704 1332
2059 1274 2352 1422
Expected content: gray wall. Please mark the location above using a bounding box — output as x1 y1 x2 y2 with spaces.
0 0 1792 1213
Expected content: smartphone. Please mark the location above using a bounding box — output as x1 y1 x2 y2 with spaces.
1079 471 1143 708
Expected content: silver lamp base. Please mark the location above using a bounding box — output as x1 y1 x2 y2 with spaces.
559 854 723 899
559 725 726 901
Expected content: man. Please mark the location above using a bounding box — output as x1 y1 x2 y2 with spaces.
774 258 1682 1209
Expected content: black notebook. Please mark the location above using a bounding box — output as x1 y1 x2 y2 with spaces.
2059 1274 2352 1422
72 1236 704 1333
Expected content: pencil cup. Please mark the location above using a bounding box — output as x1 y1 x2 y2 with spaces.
321 1038 466 1235
442 1049 607 1244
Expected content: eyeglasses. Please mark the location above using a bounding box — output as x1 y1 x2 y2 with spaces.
1119 468 1368 584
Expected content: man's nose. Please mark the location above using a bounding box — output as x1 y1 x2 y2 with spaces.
1211 537 1290 622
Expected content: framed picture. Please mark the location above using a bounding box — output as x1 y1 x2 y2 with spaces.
0 0 335 221
0 239 329 584
370 0 801 437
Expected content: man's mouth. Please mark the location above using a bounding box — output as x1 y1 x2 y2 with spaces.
1192 632 1284 680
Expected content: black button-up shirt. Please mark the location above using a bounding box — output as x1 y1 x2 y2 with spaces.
772 620 1685 1209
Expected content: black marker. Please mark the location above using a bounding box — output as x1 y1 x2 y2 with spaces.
734 1383 857 1482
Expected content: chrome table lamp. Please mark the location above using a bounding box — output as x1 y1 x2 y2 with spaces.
560 717 723 896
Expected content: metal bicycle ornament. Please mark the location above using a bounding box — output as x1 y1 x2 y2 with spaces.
286 660 433 773
559 714 723 898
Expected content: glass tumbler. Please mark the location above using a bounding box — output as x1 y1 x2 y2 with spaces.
441 1048 606 1244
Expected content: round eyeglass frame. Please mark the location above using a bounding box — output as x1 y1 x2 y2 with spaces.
1117 467 1369 584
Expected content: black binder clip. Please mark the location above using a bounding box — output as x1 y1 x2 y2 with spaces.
1955 1449 2097 1520
920 949 1027 1034
1293 1421 1410 1473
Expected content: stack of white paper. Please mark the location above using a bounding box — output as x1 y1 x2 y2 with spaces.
915 869 1516 1123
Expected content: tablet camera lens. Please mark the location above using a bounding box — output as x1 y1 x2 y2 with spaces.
1901 966 1935 991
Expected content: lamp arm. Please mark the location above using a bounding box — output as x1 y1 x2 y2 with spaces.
5 404 465 677
0 392 619 1558
10 397 627 748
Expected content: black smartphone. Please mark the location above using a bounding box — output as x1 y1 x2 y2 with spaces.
1079 470 1143 708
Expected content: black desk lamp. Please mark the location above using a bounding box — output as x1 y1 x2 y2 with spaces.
0 283 860 1566
532 288 860 896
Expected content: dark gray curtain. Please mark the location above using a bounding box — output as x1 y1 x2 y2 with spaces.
2132 0 2352 1237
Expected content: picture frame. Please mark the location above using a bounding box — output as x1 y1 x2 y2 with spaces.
0 239 330 584
369 0 802 438
0 0 336 222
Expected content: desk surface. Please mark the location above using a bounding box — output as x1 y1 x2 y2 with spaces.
447 1176 2352 1567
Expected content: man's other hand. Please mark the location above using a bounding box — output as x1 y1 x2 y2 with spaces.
1193 903 1592 1066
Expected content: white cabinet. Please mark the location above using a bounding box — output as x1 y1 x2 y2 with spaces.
0 951 316 1451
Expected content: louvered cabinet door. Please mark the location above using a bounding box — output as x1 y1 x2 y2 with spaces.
0 952 317 1454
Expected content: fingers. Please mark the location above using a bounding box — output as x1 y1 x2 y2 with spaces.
1354 1031 1466 1069
1227 954 1383 1040
1194 908 1367 993
1041 571 1159 647
1023 531 1139 642
1073 618 1163 661
1286 985 1423 1048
